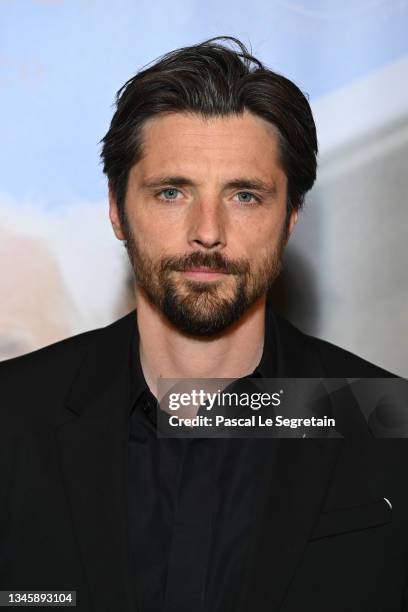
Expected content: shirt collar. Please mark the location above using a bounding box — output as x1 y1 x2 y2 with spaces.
129 297 278 413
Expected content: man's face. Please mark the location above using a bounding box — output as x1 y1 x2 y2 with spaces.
110 111 297 336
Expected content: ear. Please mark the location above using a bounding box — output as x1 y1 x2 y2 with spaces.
287 208 298 238
108 182 126 241
282 208 298 248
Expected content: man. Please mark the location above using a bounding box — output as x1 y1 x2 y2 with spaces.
0 37 407 612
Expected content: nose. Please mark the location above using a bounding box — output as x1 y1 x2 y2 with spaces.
187 199 226 250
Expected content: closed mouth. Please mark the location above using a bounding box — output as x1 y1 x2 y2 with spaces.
184 267 228 273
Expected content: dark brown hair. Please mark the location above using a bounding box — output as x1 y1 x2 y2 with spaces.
100 36 318 225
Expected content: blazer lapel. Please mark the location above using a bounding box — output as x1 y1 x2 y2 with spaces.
55 312 137 612
237 308 344 612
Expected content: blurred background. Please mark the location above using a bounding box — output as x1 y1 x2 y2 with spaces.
0 0 407 375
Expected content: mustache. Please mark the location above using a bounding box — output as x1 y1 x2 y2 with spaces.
160 251 249 276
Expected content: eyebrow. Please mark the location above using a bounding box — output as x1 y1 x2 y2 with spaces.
141 176 278 196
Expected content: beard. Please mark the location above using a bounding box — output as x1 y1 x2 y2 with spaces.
123 220 287 337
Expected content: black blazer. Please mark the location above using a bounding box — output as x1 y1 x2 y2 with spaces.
1 310 408 611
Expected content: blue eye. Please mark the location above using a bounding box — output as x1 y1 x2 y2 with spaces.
236 192 260 204
160 188 180 200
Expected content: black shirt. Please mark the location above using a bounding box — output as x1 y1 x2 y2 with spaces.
128 306 277 612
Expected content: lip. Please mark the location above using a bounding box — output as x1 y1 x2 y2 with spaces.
181 268 229 280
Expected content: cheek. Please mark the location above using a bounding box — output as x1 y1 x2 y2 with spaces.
133 201 180 232
234 217 283 256
131 215 180 260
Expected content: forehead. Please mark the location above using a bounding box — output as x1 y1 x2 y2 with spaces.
134 111 285 180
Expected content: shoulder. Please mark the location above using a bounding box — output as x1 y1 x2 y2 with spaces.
273 312 396 378
0 310 135 375
0 327 98 430
308 334 395 377
0 326 97 385
0 311 136 423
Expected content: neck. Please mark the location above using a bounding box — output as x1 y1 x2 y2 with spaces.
134 289 267 398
